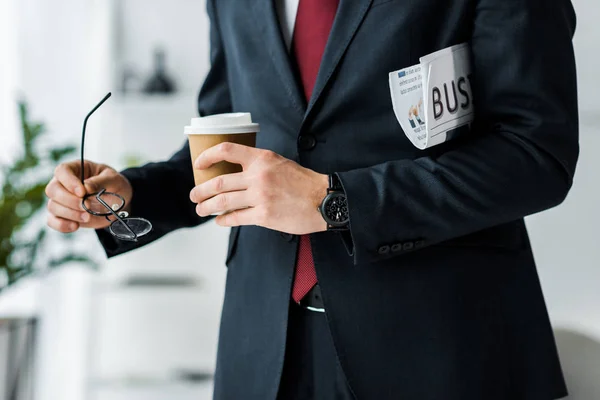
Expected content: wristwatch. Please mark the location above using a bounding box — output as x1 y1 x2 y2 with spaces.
318 174 349 230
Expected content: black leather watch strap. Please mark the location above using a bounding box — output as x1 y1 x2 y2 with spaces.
329 173 343 192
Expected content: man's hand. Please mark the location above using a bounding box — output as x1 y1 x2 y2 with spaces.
45 160 133 233
189 143 328 235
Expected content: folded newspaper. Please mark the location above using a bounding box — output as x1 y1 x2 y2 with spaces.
389 43 474 150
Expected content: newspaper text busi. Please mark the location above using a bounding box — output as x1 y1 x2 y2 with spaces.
432 74 473 120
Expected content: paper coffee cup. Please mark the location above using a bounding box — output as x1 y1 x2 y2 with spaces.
185 113 259 186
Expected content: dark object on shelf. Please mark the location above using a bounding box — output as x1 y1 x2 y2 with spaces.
143 48 177 94
122 275 200 288
173 370 213 383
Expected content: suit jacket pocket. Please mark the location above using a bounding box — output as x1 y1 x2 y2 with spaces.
225 226 241 266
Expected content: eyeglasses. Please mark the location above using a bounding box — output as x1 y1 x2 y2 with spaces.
80 92 152 242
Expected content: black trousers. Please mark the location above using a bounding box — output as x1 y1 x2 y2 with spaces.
277 302 356 400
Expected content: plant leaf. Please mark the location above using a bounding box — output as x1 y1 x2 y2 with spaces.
2 100 89 288
49 146 77 162
48 254 98 269
29 123 45 140
7 268 30 285
24 229 47 272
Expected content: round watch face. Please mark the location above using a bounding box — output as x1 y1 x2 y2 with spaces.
323 192 349 227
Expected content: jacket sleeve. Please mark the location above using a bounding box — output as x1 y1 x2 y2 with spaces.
98 0 232 257
337 0 579 265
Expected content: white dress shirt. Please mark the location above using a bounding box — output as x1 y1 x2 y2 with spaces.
276 0 300 51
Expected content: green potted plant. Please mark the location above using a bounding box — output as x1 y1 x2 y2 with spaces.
0 102 96 290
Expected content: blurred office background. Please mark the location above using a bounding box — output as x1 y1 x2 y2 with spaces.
0 0 598 399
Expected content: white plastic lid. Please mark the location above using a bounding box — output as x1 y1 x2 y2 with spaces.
184 112 260 135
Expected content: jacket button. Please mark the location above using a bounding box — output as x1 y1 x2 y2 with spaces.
402 242 414 251
391 243 403 253
415 240 425 249
280 232 295 242
378 245 390 255
298 134 317 150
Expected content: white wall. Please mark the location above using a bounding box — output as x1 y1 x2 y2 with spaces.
0 0 20 164
16 0 94 146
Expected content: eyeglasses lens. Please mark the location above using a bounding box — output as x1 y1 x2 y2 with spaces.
109 217 152 241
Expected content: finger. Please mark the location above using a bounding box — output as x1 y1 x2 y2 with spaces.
47 214 79 233
195 191 252 217
190 173 247 204
194 142 258 170
215 207 255 227
55 163 86 197
47 199 90 223
45 179 85 210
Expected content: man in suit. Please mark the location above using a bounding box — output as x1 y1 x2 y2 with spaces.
45 0 579 398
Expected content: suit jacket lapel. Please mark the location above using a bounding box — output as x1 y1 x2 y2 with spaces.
305 0 374 120
251 0 305 115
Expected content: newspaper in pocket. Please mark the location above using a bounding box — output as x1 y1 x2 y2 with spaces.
389 43 474 150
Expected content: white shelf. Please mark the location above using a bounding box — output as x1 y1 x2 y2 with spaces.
90 380 213 400
0 276 40 319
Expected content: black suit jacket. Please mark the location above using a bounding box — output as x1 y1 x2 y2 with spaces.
98 0 579 398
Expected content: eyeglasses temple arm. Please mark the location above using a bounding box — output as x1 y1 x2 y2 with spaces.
81 92 112 184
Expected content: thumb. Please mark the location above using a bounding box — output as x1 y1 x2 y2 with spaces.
83 169 113 194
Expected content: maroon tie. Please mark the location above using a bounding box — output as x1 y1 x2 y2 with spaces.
291 0 339 303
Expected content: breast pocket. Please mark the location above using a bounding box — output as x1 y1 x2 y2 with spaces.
371 0 402 7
